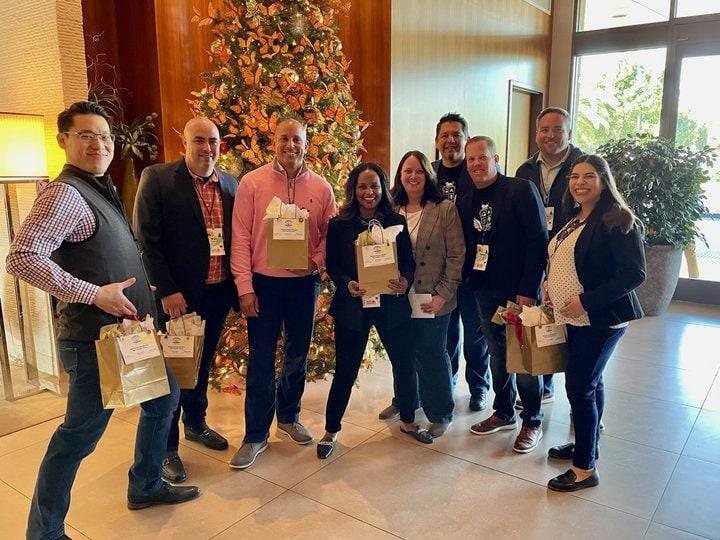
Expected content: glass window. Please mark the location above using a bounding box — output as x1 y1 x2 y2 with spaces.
577 0 670 31
676 0 720 18
573 48 667 153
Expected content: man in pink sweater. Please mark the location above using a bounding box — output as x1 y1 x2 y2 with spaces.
229 115 336 469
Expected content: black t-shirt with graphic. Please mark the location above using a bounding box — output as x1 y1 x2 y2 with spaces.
469 181 498 289
436 162 464 202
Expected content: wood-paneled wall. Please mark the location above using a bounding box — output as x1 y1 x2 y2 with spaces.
390 0 551 174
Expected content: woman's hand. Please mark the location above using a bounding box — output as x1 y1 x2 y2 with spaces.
347 280 366 297
421 295 446 314
388 276 408 295
559 295 586 318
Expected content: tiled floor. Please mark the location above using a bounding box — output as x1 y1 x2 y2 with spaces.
1 301 719 539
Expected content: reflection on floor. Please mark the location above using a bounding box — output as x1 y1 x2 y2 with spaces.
1 301 719 539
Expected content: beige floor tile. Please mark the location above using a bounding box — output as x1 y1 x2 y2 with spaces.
645 523 710 540
0 392 67 437
65 444 285 539
614 330 720 374
665 302 720 325
683 409 720 465
0 480 30 540
0 417 61 458
704 376 720 412
216 490 396 539
654 456 720 539
294 432 648 539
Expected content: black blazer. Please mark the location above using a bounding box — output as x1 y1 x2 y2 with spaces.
570 199 646 326
326 211 415 332
133 159 239 311
456 174 548 301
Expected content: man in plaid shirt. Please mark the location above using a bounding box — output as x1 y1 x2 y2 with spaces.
7 101 200 540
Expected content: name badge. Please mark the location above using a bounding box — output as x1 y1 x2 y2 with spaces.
535 323 567 348
361 243 395 268
473 244 489 271
160 335 195 358
207 227 225 256
362 294 381 308
272 218 305 240
544 207 554 231
117 332 161 365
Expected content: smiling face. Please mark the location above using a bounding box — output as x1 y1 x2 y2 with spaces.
355 168 383 218
465 139 499 189
183 117 220 177
399 154 427 203
274 119 308 176
56 114 114 175
569 161 605 210
435 121 467 166
536 112 571 161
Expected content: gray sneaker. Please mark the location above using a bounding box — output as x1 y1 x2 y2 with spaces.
229 441 268 469
428 422 451 438
277 422 314 445
378 404 399 420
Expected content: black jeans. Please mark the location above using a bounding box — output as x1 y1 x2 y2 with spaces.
166 279 235 451
27 341 179 540
243 274 320 443
565 324 626 469
412 313 454 423
474 291 543 427
446 283 491 397
325 312 416 433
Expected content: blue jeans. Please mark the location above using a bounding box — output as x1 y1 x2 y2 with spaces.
446 283 491 397
565 324 626 469
474 291 543 427
244 274 320 443
27 340 179 540
411 313 454 423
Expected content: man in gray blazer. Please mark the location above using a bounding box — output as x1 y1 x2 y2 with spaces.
134 117 239 483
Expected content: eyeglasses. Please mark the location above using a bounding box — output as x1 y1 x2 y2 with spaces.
537 127 566 135
63 131 115 144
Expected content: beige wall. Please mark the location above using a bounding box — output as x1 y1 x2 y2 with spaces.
390 0 551 175
0 0 87 178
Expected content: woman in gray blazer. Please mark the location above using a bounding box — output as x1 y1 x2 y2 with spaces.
389 150 466 438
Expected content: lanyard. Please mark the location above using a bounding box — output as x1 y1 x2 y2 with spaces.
193 179 218 228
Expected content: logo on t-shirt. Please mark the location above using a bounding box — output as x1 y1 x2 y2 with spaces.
442 181 457 202
473 204 492 232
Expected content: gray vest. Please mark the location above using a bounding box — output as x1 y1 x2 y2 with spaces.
51 167 157 341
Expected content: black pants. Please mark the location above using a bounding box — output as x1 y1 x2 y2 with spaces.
166 279 235 451
325 312 415 433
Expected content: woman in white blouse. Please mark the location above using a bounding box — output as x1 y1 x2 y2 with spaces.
544 154 645 492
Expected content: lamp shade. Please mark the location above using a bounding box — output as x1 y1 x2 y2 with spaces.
0 113 48 178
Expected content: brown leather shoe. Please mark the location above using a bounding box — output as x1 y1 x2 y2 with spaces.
513 425 543 453
470 414 517 435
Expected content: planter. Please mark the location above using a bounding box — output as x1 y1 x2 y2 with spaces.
635 244 683 316
121 157 138 216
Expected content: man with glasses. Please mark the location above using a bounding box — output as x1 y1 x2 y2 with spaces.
7 101 199 540
515 106 585 403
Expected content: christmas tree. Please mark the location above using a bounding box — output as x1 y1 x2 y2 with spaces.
189 0 378 393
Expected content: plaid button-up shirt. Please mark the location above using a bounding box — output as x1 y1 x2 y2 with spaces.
190 171 227 284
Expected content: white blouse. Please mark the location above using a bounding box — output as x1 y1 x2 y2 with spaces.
400 208 423 252
547 222 590 327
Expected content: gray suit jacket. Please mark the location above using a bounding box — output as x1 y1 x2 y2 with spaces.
400 199 465 316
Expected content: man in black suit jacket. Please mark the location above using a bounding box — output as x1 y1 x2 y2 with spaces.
457 136 548 455
134 117 238 483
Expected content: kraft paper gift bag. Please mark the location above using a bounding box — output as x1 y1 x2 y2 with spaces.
95 323 170 409
264 196 310 270
355 219 403 296
162 313 206 390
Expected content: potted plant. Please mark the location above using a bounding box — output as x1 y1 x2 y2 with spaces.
598 133 717 315
113 114 159 214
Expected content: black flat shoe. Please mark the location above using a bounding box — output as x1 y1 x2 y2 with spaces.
127 481 200 510
162 452 187 483
400 426 433 444
547 469 599 492
316 439 336 460
548 443 599 461
185 423 229 451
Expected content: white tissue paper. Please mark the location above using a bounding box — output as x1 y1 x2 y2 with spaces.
264 196 309 220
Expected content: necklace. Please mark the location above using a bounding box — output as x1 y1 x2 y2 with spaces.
401 205 424 236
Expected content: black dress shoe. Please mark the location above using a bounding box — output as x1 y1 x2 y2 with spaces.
469 393 488 412
128 481 200 510
548 442 599 461
185 423 228 450
400 426 433 444
547 469 599 492
316 439 336 460
162 452 187 483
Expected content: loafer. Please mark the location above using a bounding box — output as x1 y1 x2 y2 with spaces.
378 404 400 420
277 421 314 445
548 442 599 461
127 480 200 510
400 425 433 444
316 439 336 460
185 423 228 451
470 414 517 435
428 422 450 438
469 393 487 412
547 468 599 492
162 452 187 483
513 425 543 453
229 440 268 469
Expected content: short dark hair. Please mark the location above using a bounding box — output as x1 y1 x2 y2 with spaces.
536 107 571 129
339 162 394 220
435 112 469 139
466 135 497 155
57 101 112 133
391 150 443 206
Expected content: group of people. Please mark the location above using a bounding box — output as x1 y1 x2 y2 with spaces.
6 101 645 540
